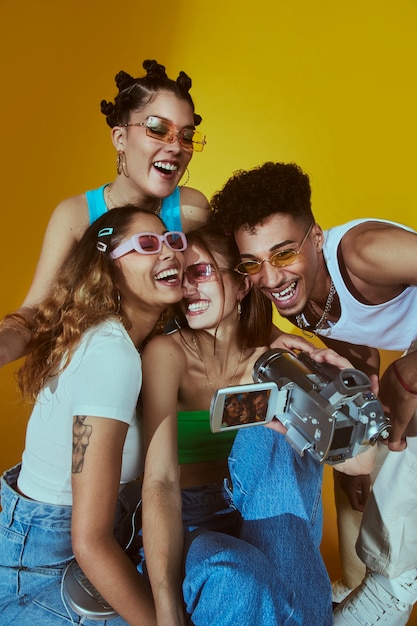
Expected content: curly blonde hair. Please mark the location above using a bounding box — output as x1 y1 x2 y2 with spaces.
18 205 161 400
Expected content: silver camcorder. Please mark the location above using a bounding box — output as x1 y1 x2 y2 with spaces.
210 349 390 465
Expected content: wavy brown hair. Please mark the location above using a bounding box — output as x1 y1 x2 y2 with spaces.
18 205 163 401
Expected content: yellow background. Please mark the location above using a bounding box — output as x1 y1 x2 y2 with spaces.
0 0 416 618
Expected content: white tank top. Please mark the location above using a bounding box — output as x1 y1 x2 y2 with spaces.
316 218 417 351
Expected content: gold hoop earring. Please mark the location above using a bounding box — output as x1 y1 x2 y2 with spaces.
116 150 129 178
180 167 190 187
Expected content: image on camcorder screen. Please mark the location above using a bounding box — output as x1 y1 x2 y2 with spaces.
221 389 271 428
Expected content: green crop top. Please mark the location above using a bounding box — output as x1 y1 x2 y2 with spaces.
177 410 237 465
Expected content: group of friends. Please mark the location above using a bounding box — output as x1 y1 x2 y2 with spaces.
0 58 416 626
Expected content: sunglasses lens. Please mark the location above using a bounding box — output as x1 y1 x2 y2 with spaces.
186 263 215 281
137 234 160 253
189 131 206 152
270 250 297 267
180 128 195 150
166 232 186 251
180 129 206 152
146 116 170 140
236 261 261 275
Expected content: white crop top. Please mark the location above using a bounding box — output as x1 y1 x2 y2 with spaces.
318 218 417 351
18 320 143 505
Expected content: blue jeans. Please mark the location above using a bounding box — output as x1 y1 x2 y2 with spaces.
176 430 332 625
0 464 138 625
228 427 333 625
179 482 290 625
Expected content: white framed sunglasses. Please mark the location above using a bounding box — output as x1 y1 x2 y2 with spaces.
110 231 187 260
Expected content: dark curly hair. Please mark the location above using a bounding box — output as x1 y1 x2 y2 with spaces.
100 59 202 128
209 162 314 234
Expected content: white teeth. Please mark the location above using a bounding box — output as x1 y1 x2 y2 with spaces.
154 161 178 171
188 301 209 313
155 268 179 280
272 281 297 301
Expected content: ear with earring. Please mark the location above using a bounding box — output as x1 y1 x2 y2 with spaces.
116 150 129 178
180 167 190 187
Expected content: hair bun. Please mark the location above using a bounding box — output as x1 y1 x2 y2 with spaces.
115 70 136 92
176 70 192 94
142 59 167 80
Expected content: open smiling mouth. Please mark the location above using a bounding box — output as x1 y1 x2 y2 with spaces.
271 280 298 303
187 300 210 313
155 268 180 282
153 161 178 174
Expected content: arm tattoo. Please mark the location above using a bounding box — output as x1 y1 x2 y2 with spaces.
72 415 93 473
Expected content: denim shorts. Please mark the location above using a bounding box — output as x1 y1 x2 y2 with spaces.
0 464 138 625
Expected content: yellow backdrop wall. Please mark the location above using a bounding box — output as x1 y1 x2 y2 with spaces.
1 0 416 617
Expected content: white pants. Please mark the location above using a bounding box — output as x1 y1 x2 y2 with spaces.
335 422 417 584
334 442 387 587
356 435 417 578
336 339 417 583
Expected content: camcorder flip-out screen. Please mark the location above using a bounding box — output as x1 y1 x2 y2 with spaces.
209 350 390 465
210 382 280 432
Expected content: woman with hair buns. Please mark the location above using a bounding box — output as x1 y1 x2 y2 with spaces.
0 59 208 368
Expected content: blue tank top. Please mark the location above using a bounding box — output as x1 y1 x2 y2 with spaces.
85 184 182 231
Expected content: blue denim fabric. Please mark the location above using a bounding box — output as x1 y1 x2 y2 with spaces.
228 427 333 625
136 482 287 625
0 464 137 625
179 483 289 625
183 527 292 625
181 480 241 535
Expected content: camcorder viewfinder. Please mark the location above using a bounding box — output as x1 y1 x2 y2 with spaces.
210 349 390 465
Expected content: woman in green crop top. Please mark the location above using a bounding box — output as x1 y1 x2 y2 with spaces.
140 223 276 624
140 221 376 625
0 59 208 369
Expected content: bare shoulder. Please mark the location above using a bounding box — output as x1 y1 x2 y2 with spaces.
342 221 416 257
142 332 185 365
50 193 90 242
179 186 209 231
341 221 417 284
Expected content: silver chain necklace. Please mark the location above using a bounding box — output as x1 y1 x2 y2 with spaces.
295 280 336 333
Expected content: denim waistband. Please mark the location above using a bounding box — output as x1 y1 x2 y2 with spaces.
0 464 72 529
181 480 233 510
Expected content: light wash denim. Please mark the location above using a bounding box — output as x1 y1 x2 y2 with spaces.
164 430 332 625
228 427 333 625
179 483 291 625
0 464 137 625
2 427 333 626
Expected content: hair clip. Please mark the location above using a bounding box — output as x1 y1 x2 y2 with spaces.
98 227 114 237
97 227 114 253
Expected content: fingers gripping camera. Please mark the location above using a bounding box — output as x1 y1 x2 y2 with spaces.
210 350 390 465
